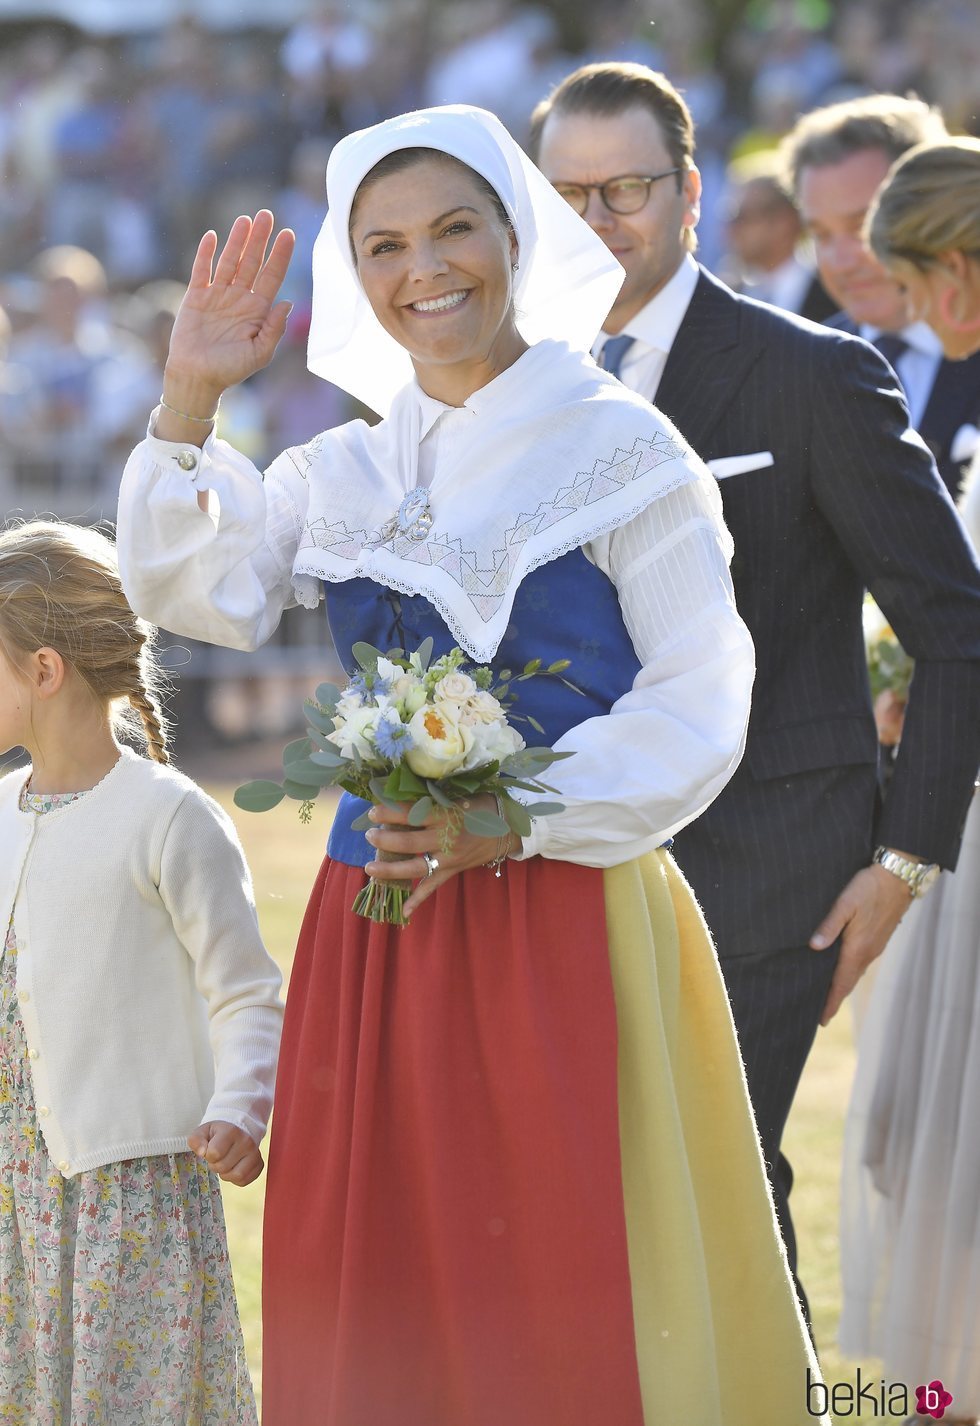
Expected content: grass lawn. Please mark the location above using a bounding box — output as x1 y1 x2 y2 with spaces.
215 786 885 1422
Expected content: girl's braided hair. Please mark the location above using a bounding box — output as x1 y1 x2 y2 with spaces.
0 519 170 763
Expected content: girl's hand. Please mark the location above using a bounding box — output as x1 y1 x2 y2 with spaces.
187 1121 264 1186
365 795 522 918
162 211 296 417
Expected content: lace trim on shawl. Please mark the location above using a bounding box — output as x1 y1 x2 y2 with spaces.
291 430 694 662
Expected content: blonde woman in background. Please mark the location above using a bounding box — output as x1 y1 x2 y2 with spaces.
840 138 980 1426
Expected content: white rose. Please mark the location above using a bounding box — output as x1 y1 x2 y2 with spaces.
434 672 477 703
328 705 381 760
405 702 473 778
466 690 505 724
460 719 524 771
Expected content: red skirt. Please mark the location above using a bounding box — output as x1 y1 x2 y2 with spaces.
261 855 646 1426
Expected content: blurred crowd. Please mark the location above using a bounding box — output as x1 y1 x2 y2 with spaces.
0 0 977 739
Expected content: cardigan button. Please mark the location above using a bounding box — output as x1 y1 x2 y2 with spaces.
19 990 29 1002
58 1160 70 1174
38 1105 50 1117
28 1048 39 1060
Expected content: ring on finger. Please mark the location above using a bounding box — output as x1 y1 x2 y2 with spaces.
422 852 440 878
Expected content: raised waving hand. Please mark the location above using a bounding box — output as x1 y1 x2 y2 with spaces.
159 211 296 441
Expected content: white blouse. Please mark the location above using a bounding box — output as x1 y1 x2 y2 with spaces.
117 411 755 868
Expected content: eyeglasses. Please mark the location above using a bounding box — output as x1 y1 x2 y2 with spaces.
552 170 682 216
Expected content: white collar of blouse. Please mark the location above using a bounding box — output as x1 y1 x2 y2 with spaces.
284 339 705 663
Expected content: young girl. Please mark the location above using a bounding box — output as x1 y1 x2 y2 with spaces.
0 519 283 1423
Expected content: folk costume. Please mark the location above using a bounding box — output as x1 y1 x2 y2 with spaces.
117 106 825 1426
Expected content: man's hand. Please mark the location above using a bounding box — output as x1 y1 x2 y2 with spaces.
809 863 913 1025
187 1121 264 1186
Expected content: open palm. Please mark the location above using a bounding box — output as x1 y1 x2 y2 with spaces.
167 211 297 395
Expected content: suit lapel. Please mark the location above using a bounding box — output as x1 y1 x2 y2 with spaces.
656 269 765 452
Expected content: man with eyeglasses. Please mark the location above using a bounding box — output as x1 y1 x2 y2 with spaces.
531 61 980 1332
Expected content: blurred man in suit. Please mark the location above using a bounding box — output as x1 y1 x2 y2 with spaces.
531 61 980 1324
722 151 835 322
783 94 980 497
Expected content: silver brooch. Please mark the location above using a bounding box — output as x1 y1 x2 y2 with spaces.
380 485 433 543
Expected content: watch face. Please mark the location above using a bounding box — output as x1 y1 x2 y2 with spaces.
916 864 942 895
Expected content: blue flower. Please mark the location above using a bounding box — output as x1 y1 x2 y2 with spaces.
375 712 414 764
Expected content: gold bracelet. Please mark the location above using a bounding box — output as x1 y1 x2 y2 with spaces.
159 394 220 424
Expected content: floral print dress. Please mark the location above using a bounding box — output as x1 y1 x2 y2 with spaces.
0 788 258 1425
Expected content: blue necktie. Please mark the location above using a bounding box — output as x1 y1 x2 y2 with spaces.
873 332 909 370
599 334 636 379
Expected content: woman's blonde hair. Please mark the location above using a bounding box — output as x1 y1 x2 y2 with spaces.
0 520 170 763
866 137 980 269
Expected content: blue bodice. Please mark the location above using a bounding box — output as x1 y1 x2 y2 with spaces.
324 548 642 865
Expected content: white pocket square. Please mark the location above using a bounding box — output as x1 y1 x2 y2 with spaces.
707 451 775 479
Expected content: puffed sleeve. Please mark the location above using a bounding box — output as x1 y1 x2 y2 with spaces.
516 470 755 866
116 411 311 650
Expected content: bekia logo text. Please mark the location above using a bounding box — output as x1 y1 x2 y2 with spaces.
807 1368 954 1418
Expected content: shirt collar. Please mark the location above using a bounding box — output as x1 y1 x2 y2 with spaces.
859 319 944 359
410 340 560 440
604 252 700 355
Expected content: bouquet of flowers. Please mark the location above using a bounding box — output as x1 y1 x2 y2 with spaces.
234 638 574 925
863 594 914 703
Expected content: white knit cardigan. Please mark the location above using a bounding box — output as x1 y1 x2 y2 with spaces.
0 747 283 1177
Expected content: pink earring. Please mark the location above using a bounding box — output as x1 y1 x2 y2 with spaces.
938 284 980 334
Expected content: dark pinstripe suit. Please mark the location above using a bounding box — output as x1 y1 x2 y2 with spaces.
828 312 980 500
633 266 980 1311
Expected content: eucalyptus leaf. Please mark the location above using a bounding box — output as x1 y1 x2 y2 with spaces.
310 747 345 767
282 737 312 764
233 780 286 813
501 798 533 839
284 778 321 801
523 800 565 816
281 757 332 788
305 704 337 734
462 808 510 838
427 781 454 808
314 682 342 708
416 635 434 670
408 796 435 826
350 809 374 831
351 642 383 671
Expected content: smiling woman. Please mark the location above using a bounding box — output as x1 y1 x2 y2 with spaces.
347 149 526 404
115 105 824 1426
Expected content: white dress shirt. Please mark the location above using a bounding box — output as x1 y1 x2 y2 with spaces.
593 253 700 400
858 319 943 430
738 252 814 315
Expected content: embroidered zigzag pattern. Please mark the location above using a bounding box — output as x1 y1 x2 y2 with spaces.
297 432 684 624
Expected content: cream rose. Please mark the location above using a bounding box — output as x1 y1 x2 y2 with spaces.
404 703 473 778
434 672 477 703
466 690 505 724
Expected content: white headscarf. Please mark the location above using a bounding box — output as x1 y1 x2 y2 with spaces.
285 103 715 662
307 104 625 417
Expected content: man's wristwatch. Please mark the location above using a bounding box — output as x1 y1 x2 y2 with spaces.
872 847 941 898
